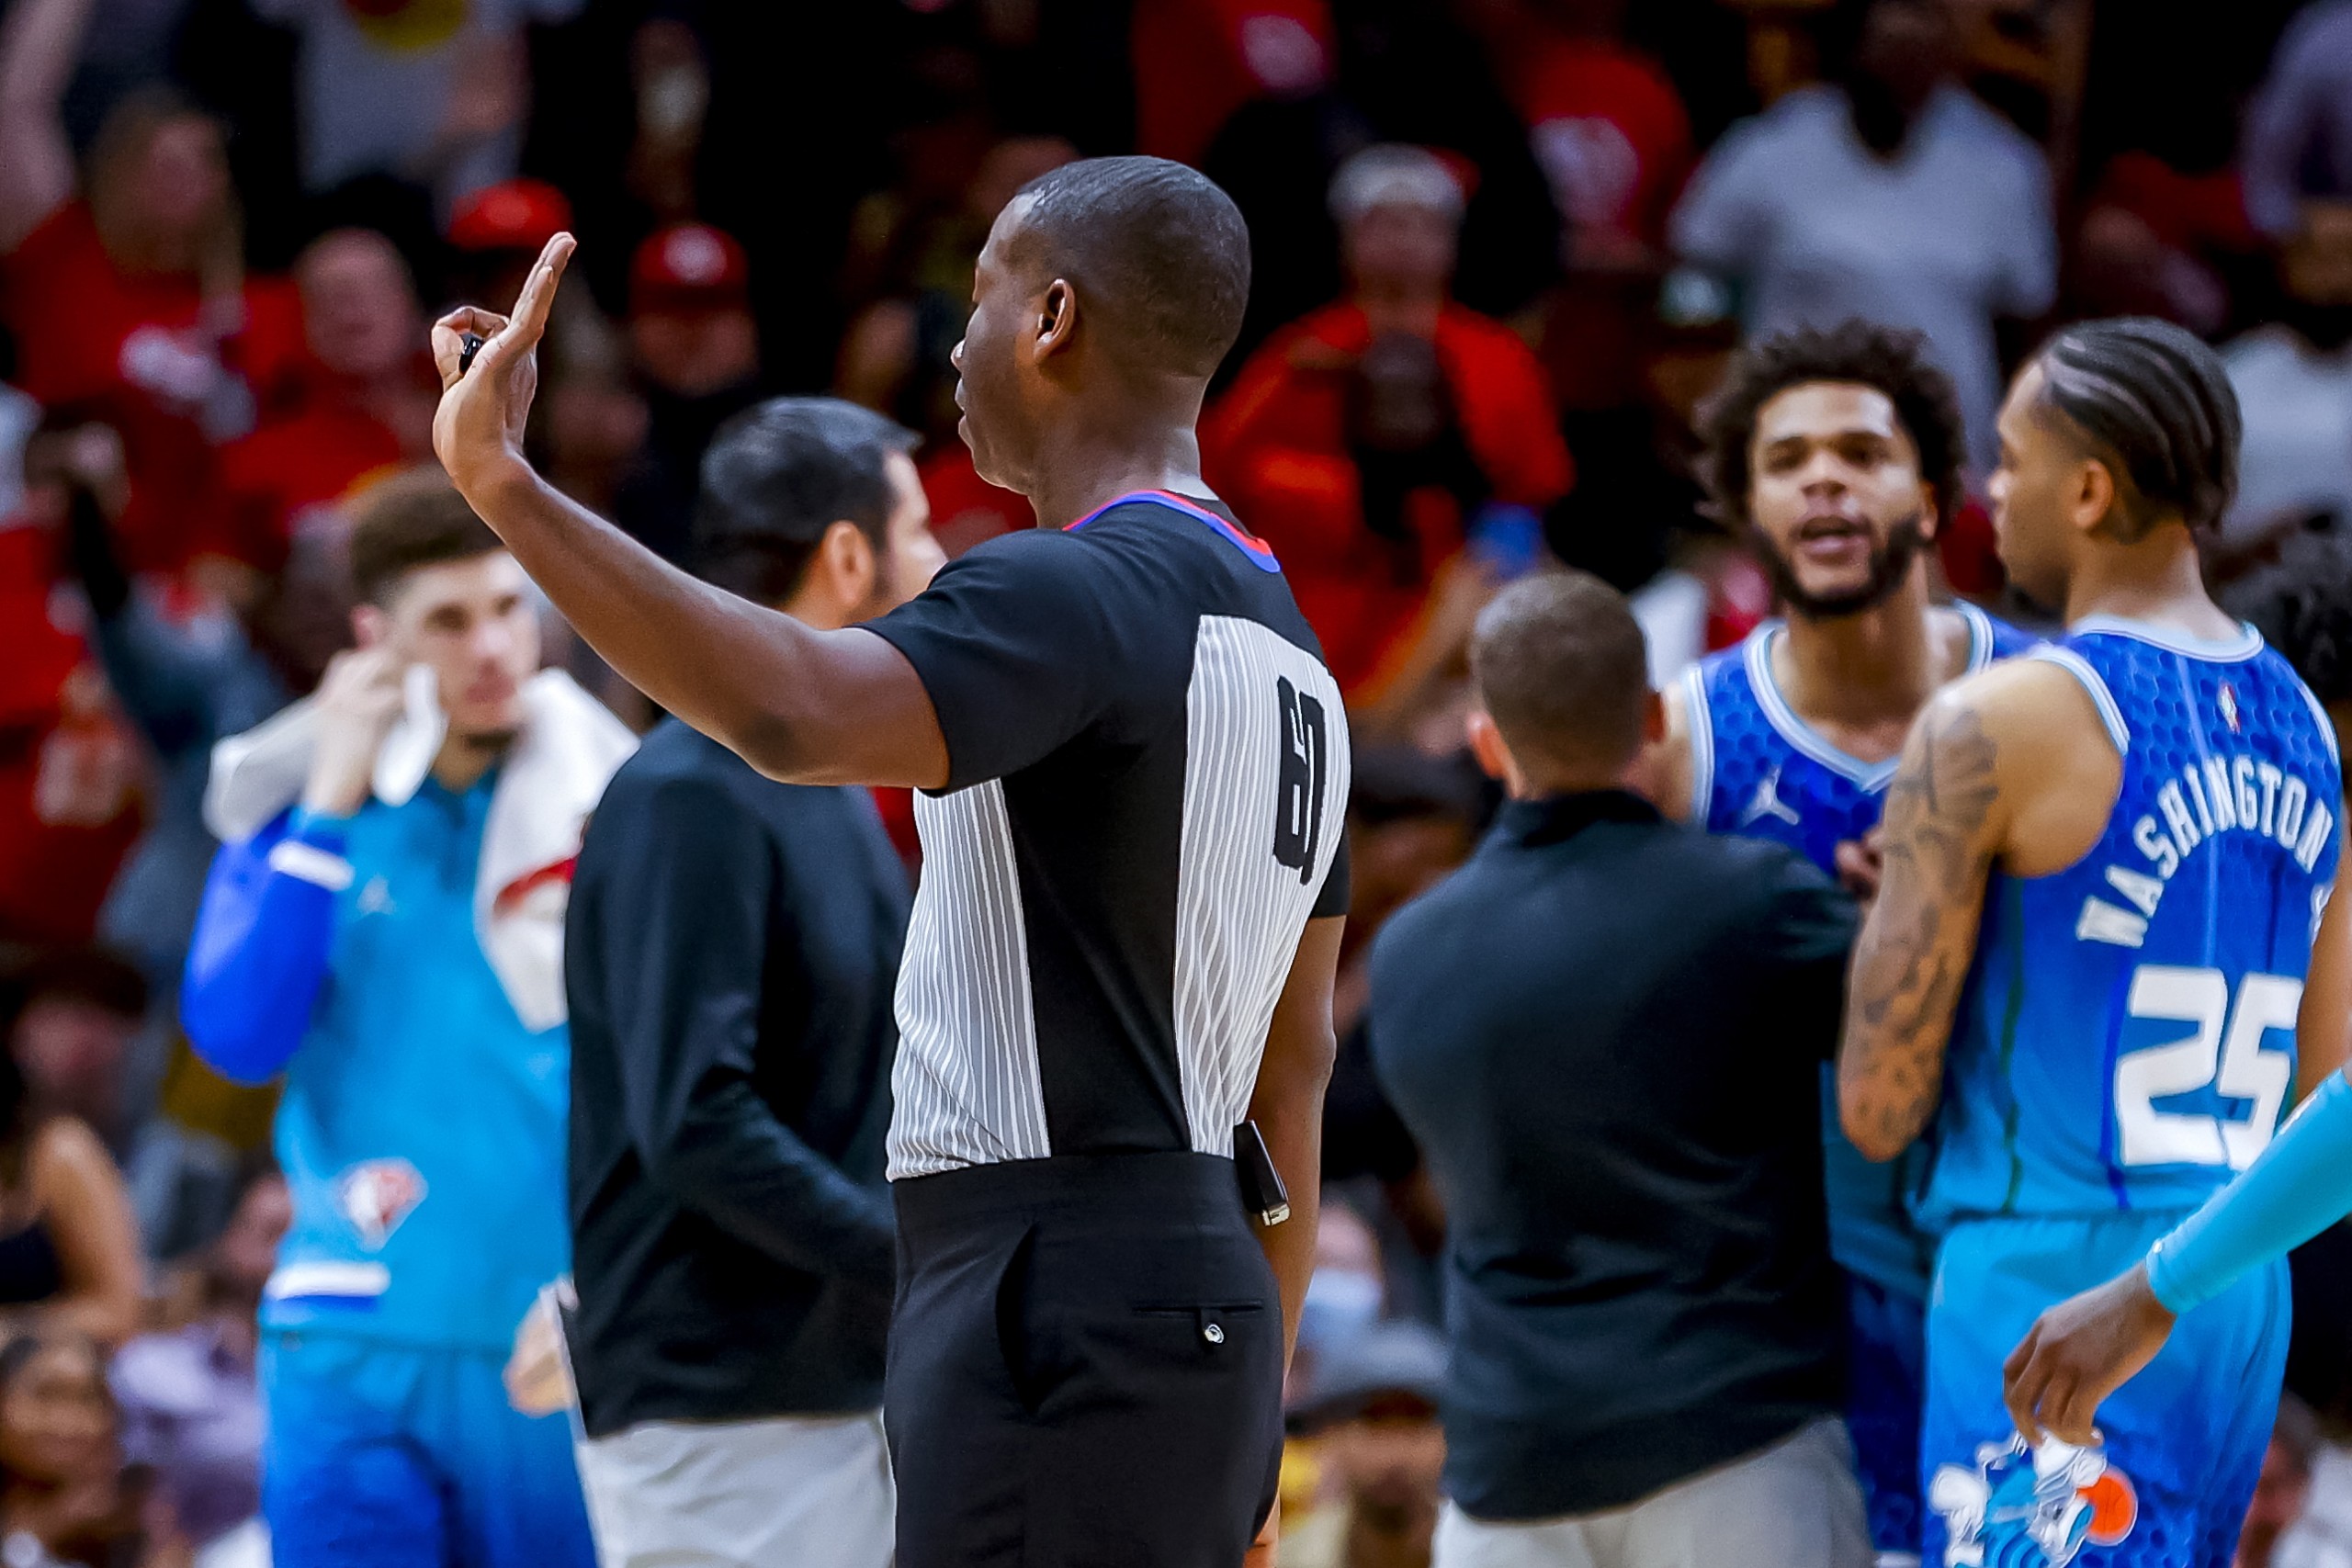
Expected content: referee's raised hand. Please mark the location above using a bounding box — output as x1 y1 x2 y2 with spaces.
431 231 574 498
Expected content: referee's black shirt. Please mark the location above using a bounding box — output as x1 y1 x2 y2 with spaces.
1368 790 1855 1521
564 719 907 1438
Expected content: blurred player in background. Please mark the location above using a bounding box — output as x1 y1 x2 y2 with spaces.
1840 317 2352 1568
1648 318 2033 1568
180 478 635 1568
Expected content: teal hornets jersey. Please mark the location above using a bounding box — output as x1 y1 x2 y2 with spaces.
1920 617 2343 1229
1685 602 2037 1293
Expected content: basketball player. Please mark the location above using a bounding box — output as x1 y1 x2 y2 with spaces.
1652 319 2035 1568
1841 317 2352 1568
429 160 1350 1568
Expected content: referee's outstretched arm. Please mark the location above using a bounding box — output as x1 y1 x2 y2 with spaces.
1252 916 1346 1359
428 235 955 792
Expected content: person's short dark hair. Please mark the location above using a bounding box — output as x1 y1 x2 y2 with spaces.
1471 570 1651 774
1005 156 1250 379
2030 316 2243 539
346 474 504 605
692 398 920 606
2222 528 2352 705
1696 320 1968 536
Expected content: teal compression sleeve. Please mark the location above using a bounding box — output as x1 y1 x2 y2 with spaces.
2146 1070 2352 1314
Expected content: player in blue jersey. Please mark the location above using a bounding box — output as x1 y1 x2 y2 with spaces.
1840 317 2352 1568
179 479 636 1568
1653 319 2034 1567
1998 531 2352 1450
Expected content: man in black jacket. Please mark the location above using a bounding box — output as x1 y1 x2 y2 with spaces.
1368 571 1871 1568
560 398 944 1568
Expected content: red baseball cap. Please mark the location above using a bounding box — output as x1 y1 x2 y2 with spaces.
629 223 751 316
448 179 573 254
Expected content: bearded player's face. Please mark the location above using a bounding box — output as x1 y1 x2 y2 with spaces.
1745 381 1936 619
953 197 1044 497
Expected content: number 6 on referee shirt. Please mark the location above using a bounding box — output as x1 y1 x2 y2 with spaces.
2115 965 2301 1169
1272 676 1329 881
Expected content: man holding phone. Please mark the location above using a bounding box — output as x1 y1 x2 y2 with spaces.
182 474 637 1568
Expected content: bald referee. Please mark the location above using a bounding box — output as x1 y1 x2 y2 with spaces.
429 160 1351 1568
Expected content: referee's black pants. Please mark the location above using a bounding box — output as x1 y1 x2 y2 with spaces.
887 1151 1285 1568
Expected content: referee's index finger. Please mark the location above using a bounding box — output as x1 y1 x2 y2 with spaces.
507 232 577 348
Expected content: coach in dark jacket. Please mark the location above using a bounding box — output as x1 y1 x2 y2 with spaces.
562 399 944 1568
1368 571 1871 1568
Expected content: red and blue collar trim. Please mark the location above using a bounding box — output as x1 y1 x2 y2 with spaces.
1065 489 1281 573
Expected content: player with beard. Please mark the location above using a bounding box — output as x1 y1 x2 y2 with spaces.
1647 321 2034 1568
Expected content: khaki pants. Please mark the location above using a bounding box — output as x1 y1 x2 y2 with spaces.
1432 1416 1874 1568
575 1409 894 1568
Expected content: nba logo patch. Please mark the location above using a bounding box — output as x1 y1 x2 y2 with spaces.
336 1158 427 1249
2220 682 2242 734
1929 1435 2136 1567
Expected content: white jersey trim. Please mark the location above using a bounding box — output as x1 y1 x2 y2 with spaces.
1679 662 1715 825
2025 647 2132 755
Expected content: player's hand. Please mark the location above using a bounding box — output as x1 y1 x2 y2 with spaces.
2001 1261 2177 1448
302 647 405 818
1835 829 1884 907
431 231 574 498
504 1287 573 1416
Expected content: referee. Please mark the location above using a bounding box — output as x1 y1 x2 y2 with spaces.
429 158 1351 1568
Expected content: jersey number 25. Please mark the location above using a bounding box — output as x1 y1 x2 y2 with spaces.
2116 965 2299 1169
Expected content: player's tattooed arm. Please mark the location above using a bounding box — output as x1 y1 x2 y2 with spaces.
1839 690 2004 1160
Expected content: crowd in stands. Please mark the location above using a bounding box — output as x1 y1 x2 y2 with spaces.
0 0 2348 1562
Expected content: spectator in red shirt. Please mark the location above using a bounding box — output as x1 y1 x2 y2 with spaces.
219 229 437 570
0 428 143 948
0 0 303 582
1129 0 1335 168
1204 145 1573 707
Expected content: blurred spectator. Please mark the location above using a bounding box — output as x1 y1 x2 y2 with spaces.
1131 0 1334 169
1 944 226 1269
446 176 572 314
47 419 333 993
623 19 708 228
2243 0 2352 243
0 424 144 950
2222 202 2352 550
113 1168 286 1563
2240 1395 2324 1568
1280 1322 1447 1568
220 229 434 565
0 0 305 581
0 1331 180 1567
611 222 763 563
1371 573 1866 1564
1669 0 2056 476
539 313 649 523
1294 1203 1386 1398
2072 152 2259 336
1472 0 1694 458
250 0 583 211
835 134 1071 557
0 959 143 1351
1204 145 1572 708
